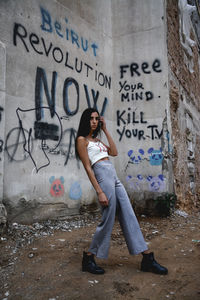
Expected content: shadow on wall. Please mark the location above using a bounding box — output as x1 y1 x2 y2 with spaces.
130 192 177 217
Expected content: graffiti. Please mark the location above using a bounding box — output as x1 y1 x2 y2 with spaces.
49 176 64 197
0 106 3 122
127 149 145 164
147 174 165 192
34 121 59 141
6 62 110 171
35 67 57 120
0 140 3 153
83 84 108 116
69 181 82 200
148 147 163 166
11 3 111 171
5 120 79 170
116 101 163 141
40 6 98 57
117 58 163 142
146 125 163 140
35 67 108 119
117 126 144 141
116 109 146 141
5 127 34 162
62 77 80 117
17 106 62 172
127 147 163 166
119 81 154 102
61 128 77 166
126 174 143 191
13 23 111 90
5 106 63 172
120 59 162 79
126 174 165 192
117 124 163 141
117 110 147 126
115 105 163 140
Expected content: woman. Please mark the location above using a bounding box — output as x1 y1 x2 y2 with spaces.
75 108 168 275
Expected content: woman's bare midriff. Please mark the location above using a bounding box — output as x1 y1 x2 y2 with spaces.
95 157 109 164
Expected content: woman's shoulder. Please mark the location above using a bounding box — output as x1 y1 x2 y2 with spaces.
77 136 85 141
77 136 88 146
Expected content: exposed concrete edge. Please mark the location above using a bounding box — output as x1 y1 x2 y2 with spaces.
0 203 7 232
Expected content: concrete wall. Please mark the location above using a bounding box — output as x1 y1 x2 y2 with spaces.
0 40 7 226
0 0 199 224
0 0 113 223
112 0 174 212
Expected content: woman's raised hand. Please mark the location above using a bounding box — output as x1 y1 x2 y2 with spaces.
100 116 106 131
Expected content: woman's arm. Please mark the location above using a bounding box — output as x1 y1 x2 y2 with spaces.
76 136 109 207
100 117 118 156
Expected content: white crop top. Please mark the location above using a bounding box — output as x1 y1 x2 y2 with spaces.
87 140 109 166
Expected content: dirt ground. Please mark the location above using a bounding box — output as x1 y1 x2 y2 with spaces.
0 209 200 300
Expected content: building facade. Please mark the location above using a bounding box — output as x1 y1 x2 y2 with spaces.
0 0 199 225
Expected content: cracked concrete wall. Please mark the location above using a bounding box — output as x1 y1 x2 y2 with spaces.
167 0 200 210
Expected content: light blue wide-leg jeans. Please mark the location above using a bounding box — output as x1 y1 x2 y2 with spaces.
88 160 148 259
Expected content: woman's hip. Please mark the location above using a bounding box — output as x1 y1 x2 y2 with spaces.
92 160 117 182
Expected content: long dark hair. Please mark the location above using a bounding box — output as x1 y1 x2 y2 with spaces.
75 108 101 158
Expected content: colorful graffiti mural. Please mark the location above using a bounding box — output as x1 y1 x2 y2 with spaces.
127 148 163 166
126 174 165 192
49 176 65 197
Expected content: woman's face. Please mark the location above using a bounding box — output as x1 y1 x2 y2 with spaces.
90 112 99 132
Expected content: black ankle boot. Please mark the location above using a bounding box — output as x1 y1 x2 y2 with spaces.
141 252 168 275
82 251 105 275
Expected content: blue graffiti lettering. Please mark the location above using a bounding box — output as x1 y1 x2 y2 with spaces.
40 6 99 57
